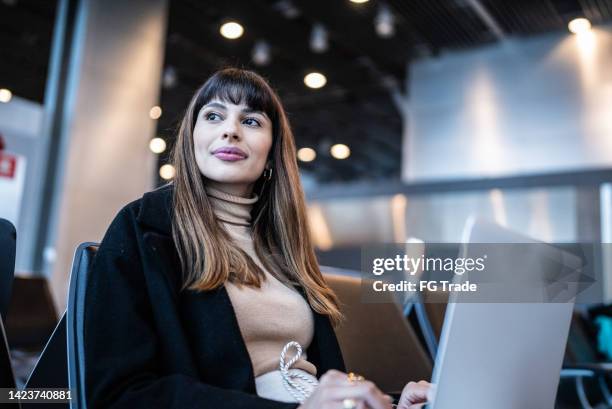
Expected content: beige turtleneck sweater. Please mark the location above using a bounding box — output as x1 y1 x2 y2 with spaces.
205 186 317 378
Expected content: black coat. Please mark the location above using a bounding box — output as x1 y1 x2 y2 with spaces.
84 184 346 409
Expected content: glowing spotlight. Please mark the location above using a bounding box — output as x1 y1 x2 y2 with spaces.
252 40 271 66
349 0 369 3
297 147 316 162
330 143 350 159
0 88 12 103
568 17 592 35
310 23 328 53
149 106 162 119
375 4 395 38
304 72 327 89
149 137 167 154
220 21 244 39
159 164 175 180
162 66 178 89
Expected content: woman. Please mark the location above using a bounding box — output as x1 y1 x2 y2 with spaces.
84 68 431 409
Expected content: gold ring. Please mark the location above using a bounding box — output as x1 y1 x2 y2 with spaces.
342 398 357 409
347 372 365 383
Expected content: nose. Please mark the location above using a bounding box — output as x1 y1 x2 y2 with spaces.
222 119 241 141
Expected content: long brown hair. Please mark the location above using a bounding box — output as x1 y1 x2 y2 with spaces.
170 68 342 325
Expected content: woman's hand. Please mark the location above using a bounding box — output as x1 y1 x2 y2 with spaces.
395 380 433 409
297 369 393 409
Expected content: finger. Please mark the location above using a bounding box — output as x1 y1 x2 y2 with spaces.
325 384 391 409
401 382 430 403
319 370 348 385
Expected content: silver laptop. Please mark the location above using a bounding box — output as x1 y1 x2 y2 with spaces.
426 218 580 409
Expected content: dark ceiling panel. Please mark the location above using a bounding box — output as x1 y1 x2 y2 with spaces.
0 0 57 104
158 0 406 184
578 0 612 22
3 0 611 184
155 0 612 184
483 0 567 35
388 0 494 51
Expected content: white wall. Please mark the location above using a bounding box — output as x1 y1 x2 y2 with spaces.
0 97 45 273
403 25 612 181
48 0 167 309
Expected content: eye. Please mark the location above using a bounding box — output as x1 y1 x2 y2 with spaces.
243 117 262 127
205 112 222 121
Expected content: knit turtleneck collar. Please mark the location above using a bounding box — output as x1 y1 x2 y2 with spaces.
205 186 259 227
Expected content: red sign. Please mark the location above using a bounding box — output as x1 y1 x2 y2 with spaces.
0 153 17 179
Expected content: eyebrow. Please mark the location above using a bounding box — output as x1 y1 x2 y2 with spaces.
203 102 266 116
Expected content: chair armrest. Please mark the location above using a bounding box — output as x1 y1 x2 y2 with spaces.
560 365 612 409
564 363 612 376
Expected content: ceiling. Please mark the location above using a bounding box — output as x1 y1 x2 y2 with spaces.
0 0 56 104
2 0 612 184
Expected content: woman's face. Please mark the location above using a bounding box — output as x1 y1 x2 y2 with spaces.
193 99 273 197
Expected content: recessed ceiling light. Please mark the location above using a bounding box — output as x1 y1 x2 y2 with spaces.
349 0 369 3
330 143 350 159
159 164 176 180
149 137 167 154
310 23 328 53
273 0 301 19
304 72 327 89
0 88 12 103
375 4 395 38
252 40 271 66
568 17 592 35
149 106 162 119
162 66 178 89
220 21 244 39
297 147 316 162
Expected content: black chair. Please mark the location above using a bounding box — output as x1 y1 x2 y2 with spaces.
560 310 612 409
1 316 19 407
0 218 20 406
66 243 98 409
0 218 17 322
25 243 98 409
1 317 15 388
23 314 68 409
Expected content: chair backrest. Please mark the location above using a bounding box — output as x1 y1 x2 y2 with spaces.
66 243 99 409
24 314 68 390
24 242 98 409
322 268 433 394
0 218 16 322
1 315 17 390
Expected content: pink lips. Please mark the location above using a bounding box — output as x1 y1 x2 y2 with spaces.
212 146 248 162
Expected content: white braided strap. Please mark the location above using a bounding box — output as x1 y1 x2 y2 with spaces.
279 341 319 403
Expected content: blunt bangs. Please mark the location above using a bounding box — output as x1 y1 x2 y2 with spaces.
192 69 278 129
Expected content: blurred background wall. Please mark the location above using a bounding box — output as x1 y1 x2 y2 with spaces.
1 0 612 308
0 97 45 274
3 2 612 399
403 25 612 181
1 0 167 310
46 0 167 310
